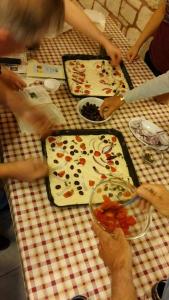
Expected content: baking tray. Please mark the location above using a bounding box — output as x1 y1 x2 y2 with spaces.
42 129 139 207
62 54 133 99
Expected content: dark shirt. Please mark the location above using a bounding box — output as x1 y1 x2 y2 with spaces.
150 0 169 74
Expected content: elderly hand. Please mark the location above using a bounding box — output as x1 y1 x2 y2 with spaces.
92 223 136 300
137 184 169 217
1 68 27 90
126 45 139 63
100 96 124 119
92 222 132 273
5 158 49 182
104 41 121 66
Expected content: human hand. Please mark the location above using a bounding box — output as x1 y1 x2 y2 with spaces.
21 105 61 138
1 68 27 90
126 45 139 63
137 184 169 217
100 96 124 119
7 158 49 182
104 41 121 66
92 222 132 274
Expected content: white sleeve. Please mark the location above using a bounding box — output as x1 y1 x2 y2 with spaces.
124 71 169 103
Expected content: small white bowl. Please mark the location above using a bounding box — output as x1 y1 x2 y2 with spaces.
77 97 111 124
44 79 60 92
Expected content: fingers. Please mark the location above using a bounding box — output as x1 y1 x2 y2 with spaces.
136 184 157 204
111 51 121 66
100 105 112 119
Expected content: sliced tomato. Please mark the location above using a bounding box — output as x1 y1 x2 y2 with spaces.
94 151 101 157
79 157 86 165
101 174 107 179
64 190 74 198
80 143 86 150
75 135 82 142
112 136 117 143
84 90 90 94
48 137 56 143
111 167 116 172
56 142 63 147
65 156 72 162
58 171 65 177
57 153 64 158
89 180 95 187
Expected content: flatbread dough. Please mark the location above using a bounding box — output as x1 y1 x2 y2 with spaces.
45 134 133 206
65 59 128 96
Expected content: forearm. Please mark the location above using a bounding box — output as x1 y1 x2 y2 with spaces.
0 163 14 179
0 80 30 116
110 269 136 300
134 0 166 50
124 70 169 103
64 0 110 47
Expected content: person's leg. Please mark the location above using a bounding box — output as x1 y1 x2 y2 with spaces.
0 240 27 300
0 203 26 300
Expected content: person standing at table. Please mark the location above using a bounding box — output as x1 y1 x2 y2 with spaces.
100 70 169 118
93 184 169 300
127 0 169 104
0 0 122 298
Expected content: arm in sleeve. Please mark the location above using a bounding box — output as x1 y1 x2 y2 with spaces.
124 70 169 103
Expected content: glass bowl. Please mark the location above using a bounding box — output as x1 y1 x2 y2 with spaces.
89 177 152 240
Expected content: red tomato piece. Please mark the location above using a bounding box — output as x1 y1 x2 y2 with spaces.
80 143 86 150
111 167 116 172
48 137 56 143
65 156 72 162
123 191 132 198
101 174 107 179
58 171 65 177
84 90 90 94
94 151 101 157
94 196 136 234
79 158 86 165
63 190 74 198
56 142 63 147
106 89 112 94
57 153 64 158
126 216 136 226
75 136 82 142
112 136 117 143
89 180 95 187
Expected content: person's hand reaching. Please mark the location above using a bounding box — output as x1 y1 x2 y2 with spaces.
137 184 169 217
1 68 27 90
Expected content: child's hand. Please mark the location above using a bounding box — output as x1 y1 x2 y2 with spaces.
7 159 49 182
100 96 124 119
137 184 169 217
1 68 27 90
126 45 139 63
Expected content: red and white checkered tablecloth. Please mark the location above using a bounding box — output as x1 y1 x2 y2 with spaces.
0 17 169 300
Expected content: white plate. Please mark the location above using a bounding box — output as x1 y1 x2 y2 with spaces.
129 117 169 151
77 97 111 124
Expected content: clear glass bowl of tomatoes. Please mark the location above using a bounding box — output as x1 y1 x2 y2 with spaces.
89 177 152 240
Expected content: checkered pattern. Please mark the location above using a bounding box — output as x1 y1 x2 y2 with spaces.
1 17 169 300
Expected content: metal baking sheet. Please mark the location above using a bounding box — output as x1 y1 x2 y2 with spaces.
62 54 133 99
42 129 139 207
